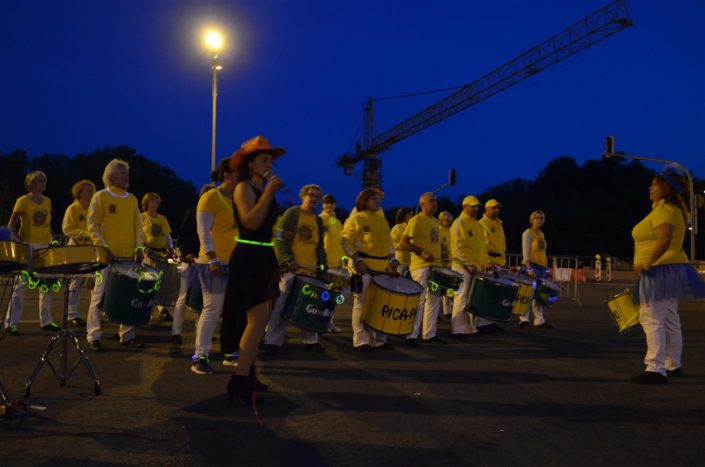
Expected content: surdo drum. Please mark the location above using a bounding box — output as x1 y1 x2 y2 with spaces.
102 261 162 325
605 289 640 334
428 267 463 298
283 274 344 333
362 274 423 335
465 274 519 322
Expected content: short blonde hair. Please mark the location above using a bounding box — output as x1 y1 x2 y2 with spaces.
71 179 96 200
102 159 129 188
24 171 47 192
438 211 453 224
530 210 546 223
141 192 161 212
299 184 323 199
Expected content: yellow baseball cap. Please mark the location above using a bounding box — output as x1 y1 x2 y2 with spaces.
462 195 481 206
485 199 502 208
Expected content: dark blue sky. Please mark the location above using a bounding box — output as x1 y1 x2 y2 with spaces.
1 0 703 209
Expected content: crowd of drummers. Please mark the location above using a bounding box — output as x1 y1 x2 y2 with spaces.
2 135 704 400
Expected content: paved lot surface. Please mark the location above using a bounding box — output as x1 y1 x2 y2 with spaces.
1 280 704 466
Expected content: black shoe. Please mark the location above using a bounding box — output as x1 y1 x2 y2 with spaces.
535 322 554 330
159 308 173 322
667 368 683 378
478 324 504 334
422 336 447 344
304 343 326 353
264 344 280 356
69 318 86 327
170 334 183 345
227 375 263 406
40 322 60 332
630 371 667 385
121 338 146 349
449 333 470 342
519 321 532 330
88 340 106 353
355 344 373 352
404 338 421 348
375 342 394 351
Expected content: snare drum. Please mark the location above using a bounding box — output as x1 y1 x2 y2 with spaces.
32 245 109 274
102 261 161 325
0 241 29 273
606 289 640 334
144 255 181 306
325 267 350 291
466 274 518 322
534 279 560 307
283 275 342 333
508 275 535 316
362 274 423 335
429 267 463 298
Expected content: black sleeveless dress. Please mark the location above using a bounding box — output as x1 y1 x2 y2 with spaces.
220 182 280 355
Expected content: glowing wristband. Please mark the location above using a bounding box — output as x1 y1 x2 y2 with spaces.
208 259 220 265
235 237 273 247
341 255 350 262
135 246 145 254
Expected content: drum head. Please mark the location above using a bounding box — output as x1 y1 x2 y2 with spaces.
433 267 463 279
508 275 534 287
539 279 560 292
476 274 517 288
372 274 424 295
113 261 161 281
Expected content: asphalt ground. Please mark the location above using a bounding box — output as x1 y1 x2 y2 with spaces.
1 280 704 466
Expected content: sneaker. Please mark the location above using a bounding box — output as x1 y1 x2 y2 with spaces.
666 368 683 378
304 343 326 353
422 336 447 344
630 371 667 385
7 325 19 336
121 338 146 349
40 322 60 332
535 322 554 330
264 344 280 356
88 340 106 353
191 356 214 375
170 334 183 345
519 321 532 330
223 353 239 366
354 344 372 352
404 338 421 348
375 342 394 351
69 317 86 327
159 308 173 322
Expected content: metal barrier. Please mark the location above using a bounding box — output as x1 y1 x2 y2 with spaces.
506 253 582 306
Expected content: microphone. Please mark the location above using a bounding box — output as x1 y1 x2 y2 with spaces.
604 136 615 157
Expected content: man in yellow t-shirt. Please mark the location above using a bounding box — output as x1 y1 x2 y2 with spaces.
450 196 494 338
85 159 145 352
401 192 443 346
265 184 327 355
479 199 506 267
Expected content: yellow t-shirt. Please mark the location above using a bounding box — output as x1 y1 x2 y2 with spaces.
342 210 392 272
390 222 410 266
62 201 91 245
632 200 688 266
320 211 345 268
404 213 441 271
291 211 320 275
197 188 238 263
450 212 488 268
439 225 451 267
523 229 548 267
88 187 142 258
479 215 506 266
141 212 172 250
12 195 52 244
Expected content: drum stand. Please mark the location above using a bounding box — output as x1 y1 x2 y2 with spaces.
1 273 18 407
25 274 102 397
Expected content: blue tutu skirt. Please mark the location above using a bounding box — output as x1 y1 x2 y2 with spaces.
632 263 705 304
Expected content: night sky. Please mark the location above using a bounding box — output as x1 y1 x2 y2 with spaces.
1 0 703 209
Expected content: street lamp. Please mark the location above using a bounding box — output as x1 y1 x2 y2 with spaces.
203 29 224 173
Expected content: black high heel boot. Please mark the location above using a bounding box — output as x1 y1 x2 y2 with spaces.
250 366 268 393
227 375 263 406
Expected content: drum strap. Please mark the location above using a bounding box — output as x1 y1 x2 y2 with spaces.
357 252 389 260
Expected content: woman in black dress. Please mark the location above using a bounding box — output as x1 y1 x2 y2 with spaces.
221 136 284 405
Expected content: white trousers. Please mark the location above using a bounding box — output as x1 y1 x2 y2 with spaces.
351 274 387 347
171 262 195 336
265 272 319 346
193 264 228 358
450 265 477 334
408 267 441 340
519 300 545 325
5 278 54 327
86 266 136 343
638 290 681 376
67 277 84 320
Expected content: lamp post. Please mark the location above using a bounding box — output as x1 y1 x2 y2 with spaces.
604 136 698 263
203 29 224 173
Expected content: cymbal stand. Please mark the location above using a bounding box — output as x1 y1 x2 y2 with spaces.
25 273 102 397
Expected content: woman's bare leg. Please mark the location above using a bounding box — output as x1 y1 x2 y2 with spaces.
235 300 272 376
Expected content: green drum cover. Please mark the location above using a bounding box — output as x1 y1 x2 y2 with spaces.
103 262 160 325
283 275 339 333
466 275 518 322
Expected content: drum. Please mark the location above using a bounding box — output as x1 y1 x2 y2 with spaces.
534 279 560 307
145 256 181 306
31 245 109 274
362 274 423 335
606 289 640 334
508 275 535 316
102 261 161 325
428 267 463 298
466 274 518 322
186 272 203 313
325 267 350 291
0 241 29 273
283 275 342 333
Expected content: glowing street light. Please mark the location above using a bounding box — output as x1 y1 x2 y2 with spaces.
203 28 225 173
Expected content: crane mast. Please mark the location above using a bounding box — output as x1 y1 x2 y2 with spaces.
337 0 633 188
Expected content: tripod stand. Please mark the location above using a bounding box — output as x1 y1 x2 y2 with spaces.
25 274 101 397
1 273 18 408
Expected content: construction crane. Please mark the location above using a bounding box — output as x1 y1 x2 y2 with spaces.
337 0 633 188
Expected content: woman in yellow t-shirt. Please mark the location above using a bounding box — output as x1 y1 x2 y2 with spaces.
4 171 57 335
390 207 412 275
438 210 454 318
141 192 174 321
520 210 552 330
629 164 705 385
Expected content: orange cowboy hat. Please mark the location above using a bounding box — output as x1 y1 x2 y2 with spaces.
229 136 286 171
